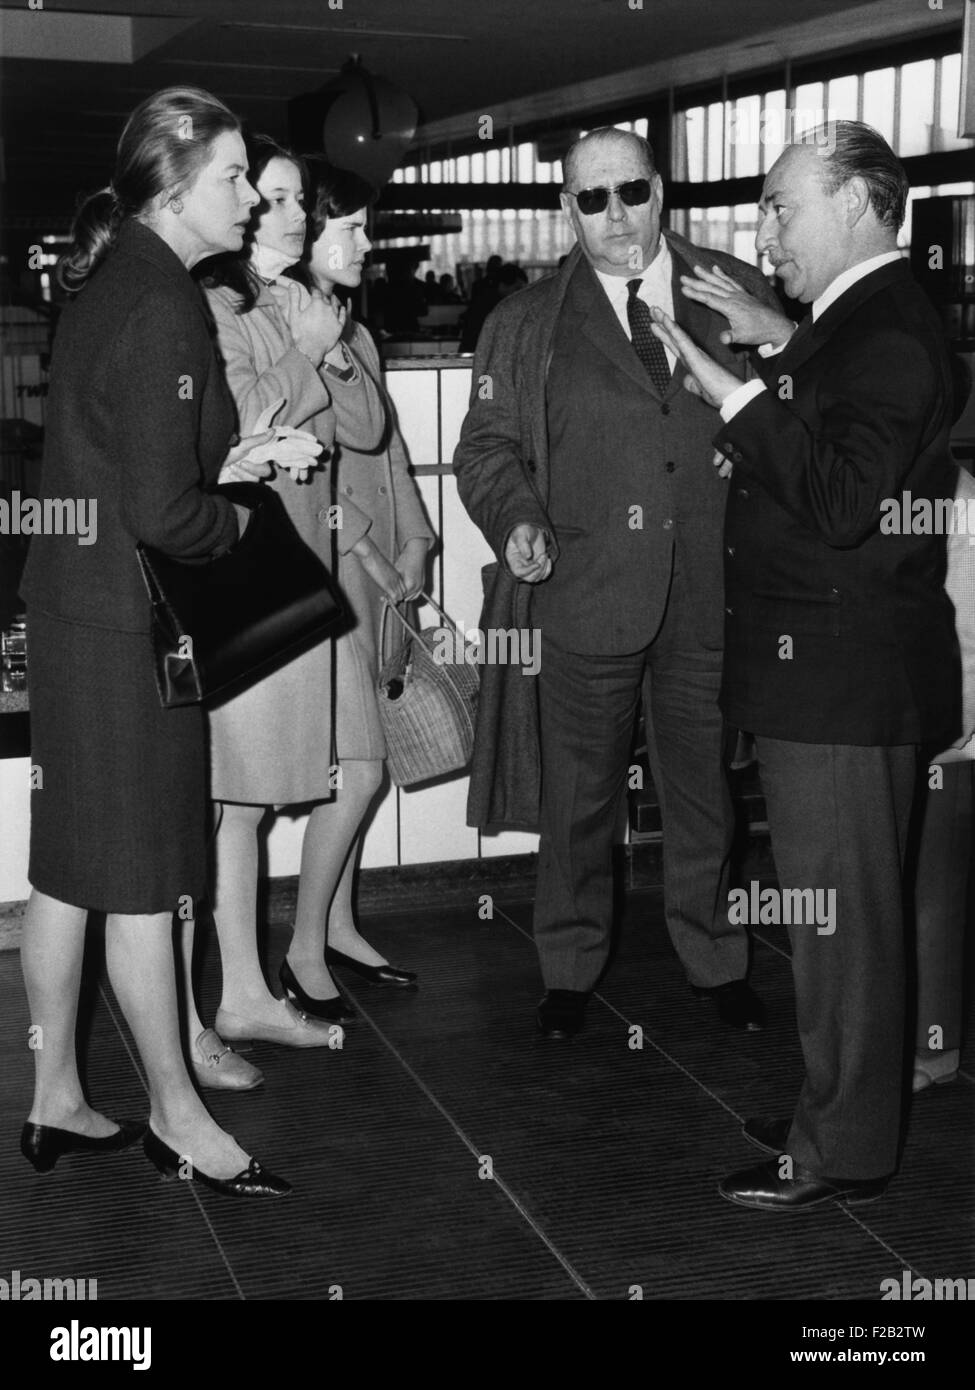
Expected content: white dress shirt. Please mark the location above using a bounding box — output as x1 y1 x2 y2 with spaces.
720 249 905 422
593 238 678 373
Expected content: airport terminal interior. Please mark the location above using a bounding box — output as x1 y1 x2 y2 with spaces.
1 0 974 1310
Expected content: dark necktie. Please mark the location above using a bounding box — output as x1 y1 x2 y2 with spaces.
626 278 672 394
782 311 814 359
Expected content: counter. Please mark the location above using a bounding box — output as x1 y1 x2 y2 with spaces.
0 356 539 905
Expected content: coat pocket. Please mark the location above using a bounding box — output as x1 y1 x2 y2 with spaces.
748 587 842 637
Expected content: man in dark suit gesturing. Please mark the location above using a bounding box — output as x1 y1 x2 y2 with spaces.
652 122 960 1209
454 128 779 1038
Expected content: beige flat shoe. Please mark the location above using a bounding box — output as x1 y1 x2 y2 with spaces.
215 999 342 1049
912 1049 960 1093
192 1029 264 1091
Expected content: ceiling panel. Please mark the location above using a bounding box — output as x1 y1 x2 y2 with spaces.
0 0 965 223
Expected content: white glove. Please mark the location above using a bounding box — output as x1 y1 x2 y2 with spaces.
247 397 326 483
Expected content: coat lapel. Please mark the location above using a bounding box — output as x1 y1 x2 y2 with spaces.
780 259 911 373
572 255 659 396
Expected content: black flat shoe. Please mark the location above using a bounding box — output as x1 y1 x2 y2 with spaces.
279 958 357 1023
690 979 766 1031
21 1119 147 1173
719 1158 888 1211
536 989 589 1040
324 945 417 988
143 1127 291 1198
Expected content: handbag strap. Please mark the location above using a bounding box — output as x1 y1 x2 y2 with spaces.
380 591 465 644
135 544 164 608
378 597 411 669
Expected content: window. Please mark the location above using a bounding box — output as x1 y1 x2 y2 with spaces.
706 102 724 180
683 106 705 181
393 37 974 277
730 95 762 179
826 74 859 123
899 60 936 158
937 54 969 150
793 81 825 136
862 68 896 144
761 90 787 171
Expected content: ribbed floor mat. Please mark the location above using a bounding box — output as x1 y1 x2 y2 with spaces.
1 882 971 1301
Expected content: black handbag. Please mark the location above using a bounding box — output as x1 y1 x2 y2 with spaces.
136 481 344 708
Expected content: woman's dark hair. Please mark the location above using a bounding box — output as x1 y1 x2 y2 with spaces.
57 85 240 293
304 159 376 241
199 133 307 313
287 158 376 293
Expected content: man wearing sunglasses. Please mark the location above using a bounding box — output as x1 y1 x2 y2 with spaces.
455 127 783 1040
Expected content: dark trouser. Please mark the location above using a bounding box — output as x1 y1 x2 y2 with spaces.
533 569 745 993
914 759 972 1055
755 737 918 1180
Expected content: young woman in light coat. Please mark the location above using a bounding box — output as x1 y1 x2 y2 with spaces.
275 160 434 1011
196 139 424 1049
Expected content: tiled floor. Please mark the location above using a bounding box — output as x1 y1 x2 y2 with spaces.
1 880 972 1304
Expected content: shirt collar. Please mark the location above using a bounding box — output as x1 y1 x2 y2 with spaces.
812 249 903 321
593 236 671 301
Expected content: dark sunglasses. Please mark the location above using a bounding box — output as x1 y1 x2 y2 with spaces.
565 178 653 216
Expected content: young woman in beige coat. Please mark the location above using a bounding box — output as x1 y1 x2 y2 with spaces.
275 160 434 1013
195 138 417 1051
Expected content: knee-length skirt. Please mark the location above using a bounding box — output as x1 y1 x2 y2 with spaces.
27 607 207 914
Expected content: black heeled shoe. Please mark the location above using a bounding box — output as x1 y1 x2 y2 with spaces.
279 957 357 1023
21 1119 147 1173
324 945 418 989
143 1127 291 1198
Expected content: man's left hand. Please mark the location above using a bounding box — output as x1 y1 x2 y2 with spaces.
680 264 794 349
650 307 741 409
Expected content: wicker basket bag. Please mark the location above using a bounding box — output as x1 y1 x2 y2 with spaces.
377 593 480 787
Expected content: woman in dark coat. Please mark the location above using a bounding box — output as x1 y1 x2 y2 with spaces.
18 86 289 1196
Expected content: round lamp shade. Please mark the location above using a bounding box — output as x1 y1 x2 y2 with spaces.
290 59 418 190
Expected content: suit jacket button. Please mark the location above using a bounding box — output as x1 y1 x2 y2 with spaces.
725 606 734 615
662 518 674 530
732 450 744 463
737 488 749 500
526 459 537 473
378 485 387 495
665 460 676 473
661 403 671 416
317 508 330 524
726 545 735 557
344 485 354 495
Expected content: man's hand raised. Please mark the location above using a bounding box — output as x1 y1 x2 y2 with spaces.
649 308 742 410
680 264 794 349
505 522 553 583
